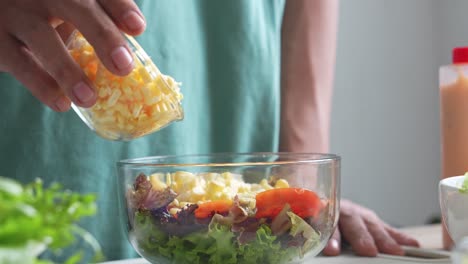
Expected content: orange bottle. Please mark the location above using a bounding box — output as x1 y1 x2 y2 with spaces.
439 47 468 249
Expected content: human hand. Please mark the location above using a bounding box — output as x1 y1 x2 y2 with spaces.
0 0 146 112
322 199 420 257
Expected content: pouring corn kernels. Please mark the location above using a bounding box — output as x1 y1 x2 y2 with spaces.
68 32 183 140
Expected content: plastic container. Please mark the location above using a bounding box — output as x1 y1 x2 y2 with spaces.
439 47 468 249
67 31 183 141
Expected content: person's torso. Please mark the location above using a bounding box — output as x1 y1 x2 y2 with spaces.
0 0 285 260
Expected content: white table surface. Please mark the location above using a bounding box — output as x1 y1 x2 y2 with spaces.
100 224 452 264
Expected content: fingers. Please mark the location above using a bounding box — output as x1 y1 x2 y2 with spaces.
338 200 421 257
55 22 76 43
1 0 146 110
339 211 378 257
365 221 404 256
322 227 341 256
11 14 96 107
0 35 70 112
98 0 146 35
54 1 134 76
386 226 421 247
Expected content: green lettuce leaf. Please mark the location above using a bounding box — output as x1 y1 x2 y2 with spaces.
237 225 297 264
287 211 321 256
133 212 298 264
460 172 468 194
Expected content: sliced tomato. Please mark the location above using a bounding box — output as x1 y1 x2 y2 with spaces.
255 188 322 219
194 200 233 219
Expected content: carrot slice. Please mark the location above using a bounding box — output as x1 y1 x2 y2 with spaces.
255 188 322 219
194 200 233 219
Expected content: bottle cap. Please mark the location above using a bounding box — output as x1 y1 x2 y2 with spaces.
453 47 468 64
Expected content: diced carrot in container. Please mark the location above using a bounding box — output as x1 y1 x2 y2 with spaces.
67 31 184 140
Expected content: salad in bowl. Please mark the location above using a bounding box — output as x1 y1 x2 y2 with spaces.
117 153 340 264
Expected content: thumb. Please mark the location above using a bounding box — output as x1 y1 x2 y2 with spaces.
322 227 341 256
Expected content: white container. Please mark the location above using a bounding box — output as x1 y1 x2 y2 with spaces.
439 175 468 244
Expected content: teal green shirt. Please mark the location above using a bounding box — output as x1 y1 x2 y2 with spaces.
0 0 285 261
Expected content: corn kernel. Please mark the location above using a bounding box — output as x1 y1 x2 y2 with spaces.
259 179 273 190
171 199 180 207
131 104 143 118
138 67 152 83
166 173 172 186
150 174 167 190
179 202 190 208
106 89 121 107
169 208 181 215
274 179 290 189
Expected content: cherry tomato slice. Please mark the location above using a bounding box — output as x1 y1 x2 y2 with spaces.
255 188 322 219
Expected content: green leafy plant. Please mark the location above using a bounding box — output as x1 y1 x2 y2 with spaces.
0 176 104 264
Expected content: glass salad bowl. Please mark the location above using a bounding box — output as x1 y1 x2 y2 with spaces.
116 153 340 264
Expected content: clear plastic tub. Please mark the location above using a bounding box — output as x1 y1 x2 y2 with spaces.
67 31 184 141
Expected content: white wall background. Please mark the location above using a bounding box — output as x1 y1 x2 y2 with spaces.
331 0 468 227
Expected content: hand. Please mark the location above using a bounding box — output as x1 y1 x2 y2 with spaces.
0 0 146 112
322 199 420 257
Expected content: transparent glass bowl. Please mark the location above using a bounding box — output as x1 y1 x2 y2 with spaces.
117 153 341 264
67 31 183 141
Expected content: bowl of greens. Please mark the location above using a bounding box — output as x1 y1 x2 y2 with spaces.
117 153 340 264
439 173 468 244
